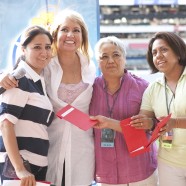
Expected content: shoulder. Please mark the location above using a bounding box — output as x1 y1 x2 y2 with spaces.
45 56 60 70
78 52 96 84
93 76 104 89
125 71 149 90
44 56 61 79
94 76 103 83
18 76 29 90
143 78 163 98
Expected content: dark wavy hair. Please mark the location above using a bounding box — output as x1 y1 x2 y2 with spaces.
146 32 186 73
14 26 53 69
21 25 53 47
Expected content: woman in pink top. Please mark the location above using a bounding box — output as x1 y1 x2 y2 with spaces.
89 36 158 186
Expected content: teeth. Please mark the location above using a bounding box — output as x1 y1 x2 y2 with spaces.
65 41 74 44
158 61 165 65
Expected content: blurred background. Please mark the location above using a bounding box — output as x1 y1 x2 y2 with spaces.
99 0 186 71
0 0 186 81
99 0 186 81
0 1 185 185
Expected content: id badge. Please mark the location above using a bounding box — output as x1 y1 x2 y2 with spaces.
161 136 173 148
101 129 115 147
161 131 173 149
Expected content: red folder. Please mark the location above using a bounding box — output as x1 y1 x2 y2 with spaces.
120 114 171 157
3 180 53 186
147 114 171 146
56 104 97 131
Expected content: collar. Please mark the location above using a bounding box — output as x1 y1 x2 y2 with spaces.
102 69 126 90
50 50 95 84
17 60 42 82
157 66 186 86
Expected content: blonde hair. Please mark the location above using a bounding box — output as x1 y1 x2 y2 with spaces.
51 9 90 61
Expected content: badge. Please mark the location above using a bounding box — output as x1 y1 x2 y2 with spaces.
101 129 115 147
161 131 173 149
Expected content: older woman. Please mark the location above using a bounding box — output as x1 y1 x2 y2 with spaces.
89 36 158 186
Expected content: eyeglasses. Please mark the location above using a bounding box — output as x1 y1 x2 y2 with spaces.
99 53 122 62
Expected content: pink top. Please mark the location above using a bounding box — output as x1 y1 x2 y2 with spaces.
58 80 88 104
89 70 157 184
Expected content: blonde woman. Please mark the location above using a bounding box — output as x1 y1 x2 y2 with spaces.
0 10 96 186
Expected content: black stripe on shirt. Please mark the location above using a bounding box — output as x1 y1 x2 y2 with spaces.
18 77 44 95
0 103 54 127
19 104 54 126
0 136 49 156
17 137 49 156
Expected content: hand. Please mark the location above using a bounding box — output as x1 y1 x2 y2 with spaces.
130 114 154 130
157 116 175 135
90 115 121 132
16 167 36 186
0 73 18 89
90 115 110 129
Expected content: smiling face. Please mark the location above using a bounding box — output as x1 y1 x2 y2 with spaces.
56 18 82 53
152 39 180 76
98 43 125 78
22 34 52 74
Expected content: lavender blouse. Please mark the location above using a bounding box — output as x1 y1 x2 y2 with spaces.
89 70 157 184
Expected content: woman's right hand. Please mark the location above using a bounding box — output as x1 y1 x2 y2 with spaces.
90 115 110 129
0 73 18 89
16 167 36 186
90 115 122 132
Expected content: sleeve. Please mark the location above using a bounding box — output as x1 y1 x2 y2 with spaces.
0 87 28 125
140 83 154 112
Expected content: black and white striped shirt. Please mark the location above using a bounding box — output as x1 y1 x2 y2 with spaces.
0 61 54 167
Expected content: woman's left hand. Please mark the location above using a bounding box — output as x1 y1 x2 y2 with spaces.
157 116 176 134
130 114 154 130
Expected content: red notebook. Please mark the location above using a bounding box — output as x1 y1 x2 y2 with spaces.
56 104 97 131
120 114 171 157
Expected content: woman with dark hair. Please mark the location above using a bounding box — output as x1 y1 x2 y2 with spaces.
0 10 96 186
131 32 186 186
0 25 54 186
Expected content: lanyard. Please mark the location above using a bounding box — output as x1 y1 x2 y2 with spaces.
164 78 175 115
101 77 124 148
105 78 124 117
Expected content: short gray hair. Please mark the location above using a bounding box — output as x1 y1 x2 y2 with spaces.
94 36 127 60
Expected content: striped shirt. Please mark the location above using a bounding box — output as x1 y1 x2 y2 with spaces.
0 61 54 167
89 70 157 184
